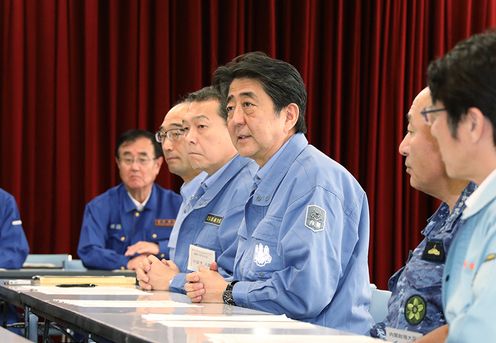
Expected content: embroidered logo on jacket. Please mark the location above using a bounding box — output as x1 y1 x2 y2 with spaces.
204 214 223 226
305 205 326 232
253 243 272 267
421 240 446 263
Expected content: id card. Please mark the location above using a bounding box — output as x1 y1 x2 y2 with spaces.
385 327 423 342
187 245 216 271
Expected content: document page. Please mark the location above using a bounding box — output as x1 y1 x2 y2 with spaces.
53 299 200 308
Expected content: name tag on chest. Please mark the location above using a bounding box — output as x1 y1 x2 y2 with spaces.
155 219 175 227
187 245 216 272
385 327 423 342
204 214 223 226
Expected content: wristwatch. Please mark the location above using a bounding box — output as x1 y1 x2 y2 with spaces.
222 280 239 305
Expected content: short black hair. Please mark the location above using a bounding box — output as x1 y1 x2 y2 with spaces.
427 30 496 144
212 51 307 134
115 129 163 158
185 86 225 120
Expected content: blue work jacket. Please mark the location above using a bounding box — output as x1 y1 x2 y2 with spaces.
231 133 373 334
78 183 181 270
169 155 257 293
0 188 29 269
443 171 496 342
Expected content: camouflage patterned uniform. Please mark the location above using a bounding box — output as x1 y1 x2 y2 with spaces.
370 183 476 338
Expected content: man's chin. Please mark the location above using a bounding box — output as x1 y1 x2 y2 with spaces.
126 182 146 190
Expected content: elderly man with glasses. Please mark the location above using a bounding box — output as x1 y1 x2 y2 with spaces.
78 129 182 270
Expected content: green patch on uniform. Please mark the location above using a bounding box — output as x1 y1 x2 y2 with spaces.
205 214 223 226
484 253 496 263
305 205 326 232
405 295 426 325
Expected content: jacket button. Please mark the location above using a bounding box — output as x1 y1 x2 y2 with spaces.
152 233 157 239
135 212 140 217
120 236 126 241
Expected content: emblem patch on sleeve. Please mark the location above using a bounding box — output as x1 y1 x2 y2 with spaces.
305 205 326 232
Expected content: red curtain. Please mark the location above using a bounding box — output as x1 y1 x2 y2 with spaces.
1 0 495 288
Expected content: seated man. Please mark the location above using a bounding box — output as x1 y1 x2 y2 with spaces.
427 30 496 342
0 188 29 329
136 87 256 293
0 188 29 268
185 52 372 334
78 129 182 270
369 87 475 341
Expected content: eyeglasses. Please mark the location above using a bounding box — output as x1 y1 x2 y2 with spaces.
421 107 446 125
119 156 156 166
155 128 185 143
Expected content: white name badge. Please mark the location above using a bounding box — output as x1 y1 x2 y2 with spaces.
187 245 216 272
385 327 423 343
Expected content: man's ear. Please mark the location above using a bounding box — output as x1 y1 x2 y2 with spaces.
283 103 299 132
155 156 164 170
466 107 485 143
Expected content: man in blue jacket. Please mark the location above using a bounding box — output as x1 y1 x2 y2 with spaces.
185 52 373 334
425 30 496 343
0 188 29 268
136 87 256 293
0 188 29 330
78 130 182 270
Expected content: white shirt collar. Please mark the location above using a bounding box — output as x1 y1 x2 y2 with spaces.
463 168 496 218
127 190 152 212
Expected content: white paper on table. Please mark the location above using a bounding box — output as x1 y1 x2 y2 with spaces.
142 314 292 322
16 286 147 295
156 320 313 329
205 333 381 343
53 299 200 308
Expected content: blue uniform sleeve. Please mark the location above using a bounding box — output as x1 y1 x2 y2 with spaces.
233 186 365 320
0 194 29 269
77 202 129 270
169 272 187 293
447 234 496 342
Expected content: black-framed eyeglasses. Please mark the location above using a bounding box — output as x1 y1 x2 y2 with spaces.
420 107 446 125
155 128 185 143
